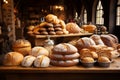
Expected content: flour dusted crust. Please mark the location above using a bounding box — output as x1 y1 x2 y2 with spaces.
50 59 79 67
21 55 36 67
3 52 24 66
30 47 49 57
50 52 80 60
34 55 50 67
52 43 78 54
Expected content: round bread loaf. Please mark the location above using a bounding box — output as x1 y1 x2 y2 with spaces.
50 59 79 67
81 57 94 63
66 22 82 33
21 55 36 67
3 52 24 66
12 39 31 56
90 35 104 45
76 37 96 51
34 55 50 67
52 43 78 54
50 52 80 60
98 56 110 63
30 46 49 57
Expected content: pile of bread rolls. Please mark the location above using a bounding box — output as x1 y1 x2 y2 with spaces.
27 14 86 35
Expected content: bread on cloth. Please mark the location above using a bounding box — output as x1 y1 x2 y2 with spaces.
12 39 31 56
76 37 96 51
34 55 50 67
52 43 78 55
30 46 49 57
21 55 36 67
50 59 79 67
66 22 83 33
3 52 24 66
90 34 104 45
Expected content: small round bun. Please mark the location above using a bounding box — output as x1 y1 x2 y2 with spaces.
12 39 31 56
52 43 78 54
30 46 49 57
3 52 24 66
21 55 36 67
81 57 94 63
34 55 50 67
56 31 64 35
50 59 79 67
98 56 111 63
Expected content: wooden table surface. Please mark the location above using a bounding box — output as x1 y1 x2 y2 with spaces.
0 58 120 73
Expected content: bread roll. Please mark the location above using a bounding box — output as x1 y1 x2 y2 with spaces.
21 55 36 67
90 35 104 45
3 52 24 66
76 37 96 51
50 52 80 60
98 57 110 63
52 43 78 54
30 46 49 57
34 55 50 67
81 57 94 63
50 59 79 67
12 39 31 56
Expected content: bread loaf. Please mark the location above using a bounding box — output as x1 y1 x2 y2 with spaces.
3 52 24 66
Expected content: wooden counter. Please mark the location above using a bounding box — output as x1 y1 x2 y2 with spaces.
0 58 120 80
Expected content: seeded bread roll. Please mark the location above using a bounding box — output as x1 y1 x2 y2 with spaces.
52 43 78 54
12 39 31 56
30 47 49 57
3 52 24 66
34 55 50 67
21 55 36 67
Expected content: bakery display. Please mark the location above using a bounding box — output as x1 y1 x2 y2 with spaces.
50 43 79 67
30 46 49 57
12 39 32 56
34 55 50 67
3 52 24 66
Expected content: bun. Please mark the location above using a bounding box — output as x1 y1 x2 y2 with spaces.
98 56 110 63
90 35 104 45
50 59 79 67
76 37 96 51
81 57 94 63
3 52 24 66
30 46 49 57
21 55 36 67
52 43 78 54
50 52 80 60
66 22 82 33
12 39 31 56
34 55 50 67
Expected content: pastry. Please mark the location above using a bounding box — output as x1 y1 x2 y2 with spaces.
40 31 48 35
56 31 64 35
3 52 24 66
12 39 31 56
34 55 50 67
98 56 110 63
21 55 36 67
81 57 94 63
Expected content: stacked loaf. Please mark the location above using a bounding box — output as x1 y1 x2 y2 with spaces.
50 43 80 67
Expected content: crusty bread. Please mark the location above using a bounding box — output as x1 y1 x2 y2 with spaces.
90 35 104 45
34 55 50 67
3 52 24 66
98 56 110 63
21 55 36 67
81 57 94 63
52 43 78 54
30 46 49 57
12 39 31 56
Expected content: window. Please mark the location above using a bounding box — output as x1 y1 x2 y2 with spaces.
83 9 87 24
116 0 120 26
96 0 104 25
